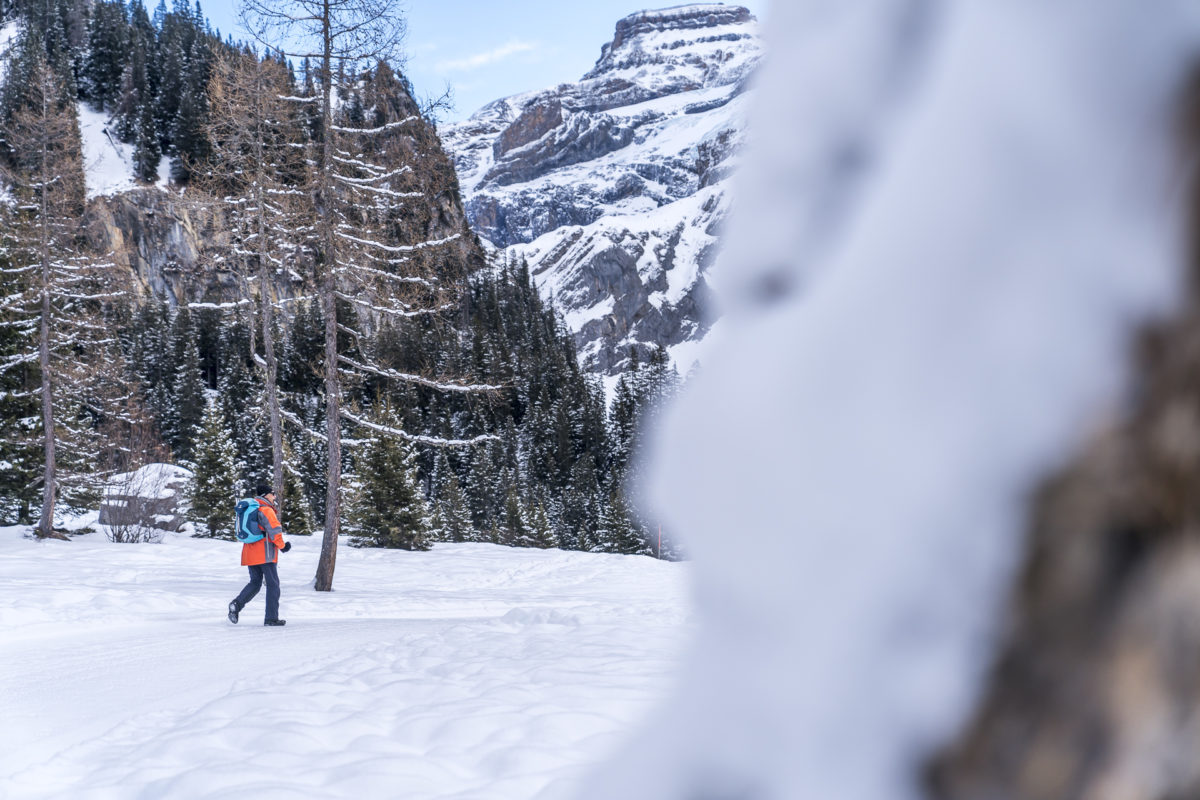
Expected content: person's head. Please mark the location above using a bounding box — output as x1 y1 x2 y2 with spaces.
255 484 275 502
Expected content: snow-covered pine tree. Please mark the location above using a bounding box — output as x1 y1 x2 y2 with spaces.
596 488 651 556
170 26 211 179
345 405 433 550
116 2 161 182
433 467 473 543
280 436 314 535
498 484 529 548
608 372 637 478
163 307 205 460
187 396 239 537
82 0 129 110
561 455 601 552
151 0 167 30
155 1 191 151
215 318 271 491
526 497 557 549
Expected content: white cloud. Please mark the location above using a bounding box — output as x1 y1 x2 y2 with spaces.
436 40 537 73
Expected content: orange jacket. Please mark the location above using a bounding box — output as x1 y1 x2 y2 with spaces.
241 498 286 566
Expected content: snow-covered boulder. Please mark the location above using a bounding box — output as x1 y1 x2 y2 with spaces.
98 463 192 535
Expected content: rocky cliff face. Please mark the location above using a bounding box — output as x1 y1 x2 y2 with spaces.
441 4 761 375
86 188 254 305
82 77 481 312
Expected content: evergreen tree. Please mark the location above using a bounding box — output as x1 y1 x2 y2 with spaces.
116 1 160 181
433 469 473 543
279 437 315 535
345 408 434 551
81 0 128 110
464 441 500 531
170 28 210 179
561 456 601 552
596 488 651 556
526 499 557 549
187 396 238 537
164 308 204 459
608 373 637 477
155 2 189 140
498 484 528 547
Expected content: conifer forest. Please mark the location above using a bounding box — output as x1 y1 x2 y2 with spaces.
0 0 685 592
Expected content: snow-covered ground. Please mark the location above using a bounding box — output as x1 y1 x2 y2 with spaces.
0 529 689 799
77 104 171 199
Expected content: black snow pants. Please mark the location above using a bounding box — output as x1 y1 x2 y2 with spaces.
234 562 280 621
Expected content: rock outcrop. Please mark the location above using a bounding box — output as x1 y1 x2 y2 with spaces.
441 4 761 375
82 71 483 312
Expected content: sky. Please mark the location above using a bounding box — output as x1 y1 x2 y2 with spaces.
199 1 770 123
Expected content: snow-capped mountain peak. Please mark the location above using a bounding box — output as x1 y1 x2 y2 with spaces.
442 4 762 376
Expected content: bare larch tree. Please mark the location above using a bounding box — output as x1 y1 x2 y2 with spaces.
239 0 499 590
0 37 130 538
197 46 313 521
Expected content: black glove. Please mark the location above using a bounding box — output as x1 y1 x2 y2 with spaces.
282 541 292 553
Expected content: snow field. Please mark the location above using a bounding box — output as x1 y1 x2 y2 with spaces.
77 104 172 199
0 530 690 799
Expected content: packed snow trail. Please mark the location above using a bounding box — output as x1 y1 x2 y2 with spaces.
0 530 689 799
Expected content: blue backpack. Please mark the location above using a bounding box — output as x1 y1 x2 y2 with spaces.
234 498 264 543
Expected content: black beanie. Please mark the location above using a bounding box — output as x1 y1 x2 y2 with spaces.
255 484 273 497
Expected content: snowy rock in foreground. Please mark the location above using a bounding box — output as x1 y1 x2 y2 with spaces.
442 4 761 375
576 2 1200 800
98 462 192 533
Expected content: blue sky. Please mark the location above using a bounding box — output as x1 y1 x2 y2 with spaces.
199 1 769 122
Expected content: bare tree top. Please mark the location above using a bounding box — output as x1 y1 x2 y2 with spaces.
239 0 407 70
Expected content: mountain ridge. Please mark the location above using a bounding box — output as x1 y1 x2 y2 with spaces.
441 3 762 376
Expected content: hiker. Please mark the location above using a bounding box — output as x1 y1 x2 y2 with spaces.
228 484 291 626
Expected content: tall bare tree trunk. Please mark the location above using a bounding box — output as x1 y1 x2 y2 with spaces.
35 104 61 541
314 0 340 591
37 268 57 539
258 194 285 510
252 61 285 512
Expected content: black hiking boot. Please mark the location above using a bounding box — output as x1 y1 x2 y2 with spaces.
228 601 240 625
264 619 286 626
